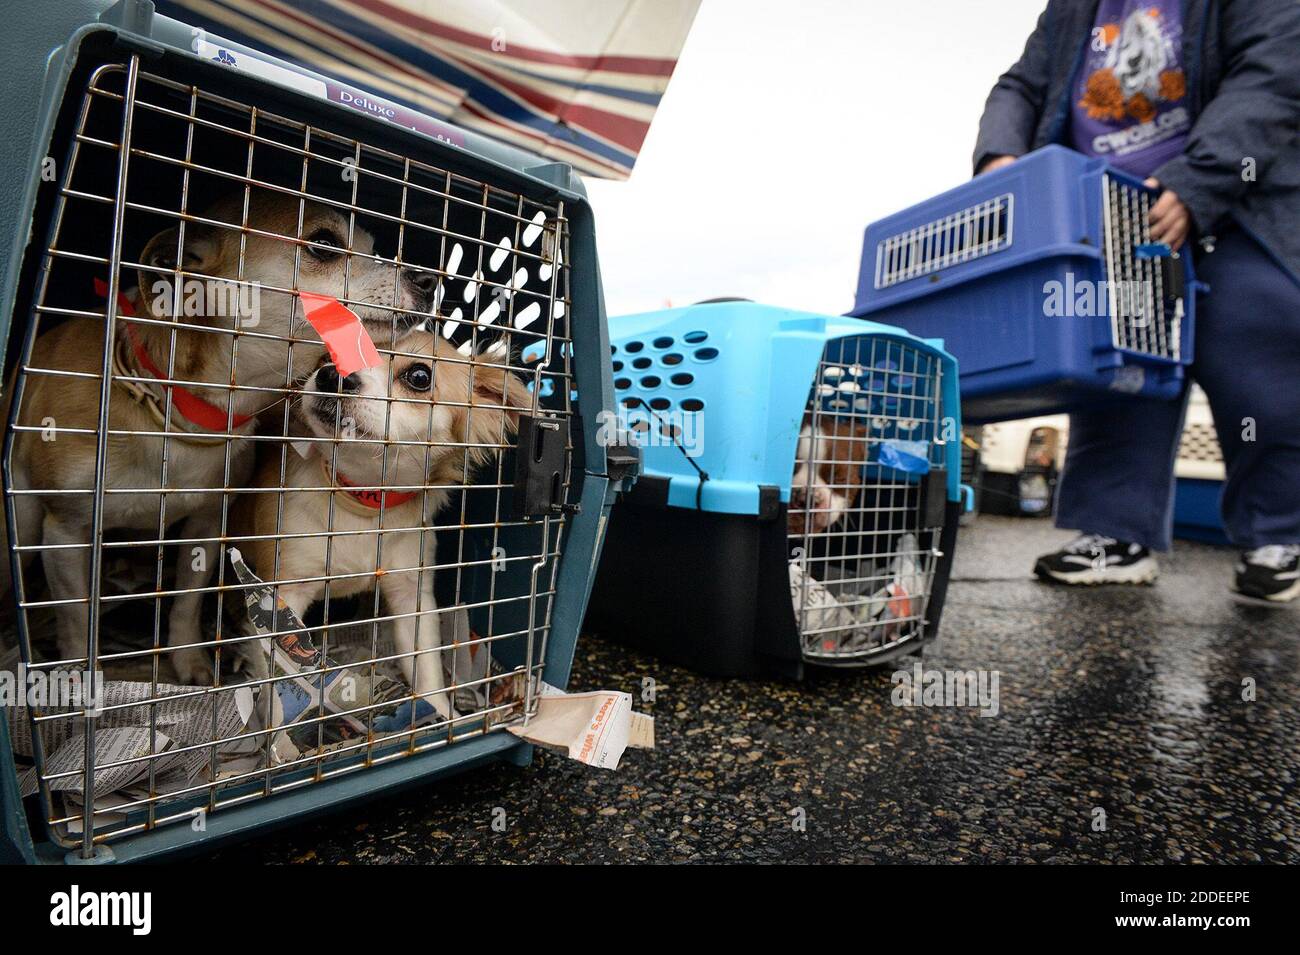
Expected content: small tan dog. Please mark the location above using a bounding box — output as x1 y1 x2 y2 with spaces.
230 331 530 718
2 192 434 682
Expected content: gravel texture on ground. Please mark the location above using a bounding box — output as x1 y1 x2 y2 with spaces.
210 516 1299 864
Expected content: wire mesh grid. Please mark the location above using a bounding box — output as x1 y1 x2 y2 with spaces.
1177 420 1224 465
1101 174 1182 362
2 56 576 852
787 336 946 665
873 194 1013 290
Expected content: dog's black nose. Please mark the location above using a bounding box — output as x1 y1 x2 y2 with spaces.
402 267 438 307
315 363 362 394
316 362 340 393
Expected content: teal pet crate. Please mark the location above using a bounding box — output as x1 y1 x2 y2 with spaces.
585 302 965 678
0 0 627 863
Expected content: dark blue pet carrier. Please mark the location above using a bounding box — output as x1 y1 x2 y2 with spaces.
851 145 1197 423
584 302 966 678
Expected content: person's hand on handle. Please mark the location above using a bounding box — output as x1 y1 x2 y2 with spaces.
978 155 1017 175
1143 178 1191 251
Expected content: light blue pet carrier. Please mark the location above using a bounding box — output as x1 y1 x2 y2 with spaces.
0 0 629 863
585 301 965 678
851 145 1198 423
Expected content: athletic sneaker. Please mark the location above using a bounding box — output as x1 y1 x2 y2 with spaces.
1033 533 1159 585
1234 544 1300 603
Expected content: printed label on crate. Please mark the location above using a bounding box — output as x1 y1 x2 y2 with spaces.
195 38 465 148
323 83 466 147
196 39 329 99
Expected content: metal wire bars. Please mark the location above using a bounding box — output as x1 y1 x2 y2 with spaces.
788 336 946 665
3 56 575 853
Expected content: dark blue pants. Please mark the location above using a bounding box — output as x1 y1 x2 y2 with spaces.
1056 227 1300 551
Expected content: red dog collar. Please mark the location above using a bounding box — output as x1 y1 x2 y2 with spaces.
330 466 420 510
95 278 255 432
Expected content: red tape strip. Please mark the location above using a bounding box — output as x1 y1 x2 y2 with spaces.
299 291 382 377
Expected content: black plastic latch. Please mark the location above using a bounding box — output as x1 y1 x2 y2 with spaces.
920 468 949 529
605 436 641 490
512 414 575 519
758 485 782 522
1160 252 1186 302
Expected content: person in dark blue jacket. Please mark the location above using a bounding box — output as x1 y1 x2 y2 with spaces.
975 0 1300 601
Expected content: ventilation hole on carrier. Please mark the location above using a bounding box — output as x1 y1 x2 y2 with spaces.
670 372 694 386
489 237 511 271
611 360 624 372
683 330 708 344
610 345 618 354
625 341 644 353
614 377 631 390
641 375 661 389
652 336 674 349
621 397 640 408
694 347 719 362
514 301 541 329
632 356 652 370
445 243 464 275
662 353 683 366
649 397 671 411
681 398 704 412
523 211 546 247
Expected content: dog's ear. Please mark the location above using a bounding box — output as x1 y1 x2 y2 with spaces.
136 222 222 319
467 358 532 432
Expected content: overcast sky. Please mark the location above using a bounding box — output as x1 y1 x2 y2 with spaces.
585 0 1046 317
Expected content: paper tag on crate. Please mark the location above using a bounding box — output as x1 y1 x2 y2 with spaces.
507 683 654 770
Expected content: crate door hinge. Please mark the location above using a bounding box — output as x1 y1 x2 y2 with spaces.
512 414 578 519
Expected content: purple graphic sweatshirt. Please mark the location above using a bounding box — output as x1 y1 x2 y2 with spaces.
1069 0 1191 178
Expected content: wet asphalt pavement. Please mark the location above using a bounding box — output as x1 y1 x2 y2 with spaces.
211 516 1299 864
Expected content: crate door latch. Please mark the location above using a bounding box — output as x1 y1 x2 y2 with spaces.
512 415 578 519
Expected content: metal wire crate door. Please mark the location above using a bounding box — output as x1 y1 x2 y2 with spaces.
788 336 946 665
3 55 575 853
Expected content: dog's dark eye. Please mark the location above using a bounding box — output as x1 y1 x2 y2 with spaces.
306 228 343 261
403 364 432 392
